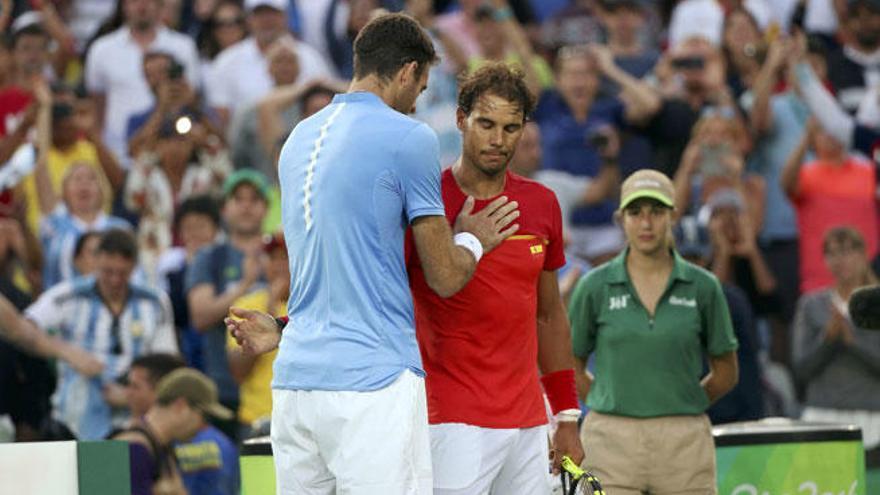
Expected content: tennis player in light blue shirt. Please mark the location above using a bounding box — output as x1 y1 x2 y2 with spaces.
273 89 444 392
226 14 520 494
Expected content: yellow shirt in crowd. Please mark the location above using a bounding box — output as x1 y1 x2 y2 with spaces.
226 290 282 425
20 140 113 234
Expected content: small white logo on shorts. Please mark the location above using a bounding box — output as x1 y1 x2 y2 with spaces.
609 295 630 310
669 296 696 307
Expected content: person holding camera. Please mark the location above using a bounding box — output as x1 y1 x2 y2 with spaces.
84 0 200 165
127 52 204 158
672 110 764 231
531 43 659 264
647 36 740 178
124 108 231 286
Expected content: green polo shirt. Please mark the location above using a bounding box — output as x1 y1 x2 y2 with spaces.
568 248 738 418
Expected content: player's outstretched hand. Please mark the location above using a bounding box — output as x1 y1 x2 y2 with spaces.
58 341 104 378
226 307 281 355
550 422 585 475
454 195 520 254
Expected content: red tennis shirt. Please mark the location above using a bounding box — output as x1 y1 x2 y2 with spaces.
407 168 565 428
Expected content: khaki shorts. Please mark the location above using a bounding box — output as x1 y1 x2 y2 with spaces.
580 412 716 494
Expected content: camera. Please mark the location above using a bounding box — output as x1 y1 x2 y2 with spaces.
699 143 731 177
167 60 184 80
671 56 705 70
586 128 610 150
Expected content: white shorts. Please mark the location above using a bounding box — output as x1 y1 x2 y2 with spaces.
430 422 552 495
271 370 432 495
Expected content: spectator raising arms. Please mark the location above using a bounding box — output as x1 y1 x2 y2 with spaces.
30 81 131 289
781 120 879 293
206 0 333 129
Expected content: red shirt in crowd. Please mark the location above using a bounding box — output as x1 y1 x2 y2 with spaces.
793 157 879 292
0 86 34 216
0 86 33 137
407 169 565 428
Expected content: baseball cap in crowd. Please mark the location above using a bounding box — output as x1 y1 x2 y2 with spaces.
697 187 745 225
619 169 675 211
245 0 288 13
155 368 233 420
10 11 43 34
223 169 271 202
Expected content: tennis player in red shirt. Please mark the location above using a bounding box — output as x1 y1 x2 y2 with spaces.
406 63 584 494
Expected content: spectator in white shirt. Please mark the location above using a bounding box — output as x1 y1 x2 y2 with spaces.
85 0 200 167
206 0 334 129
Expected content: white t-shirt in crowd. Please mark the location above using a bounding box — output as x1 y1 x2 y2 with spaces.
85 26 201 165
668 0 795 47
205 36 334 117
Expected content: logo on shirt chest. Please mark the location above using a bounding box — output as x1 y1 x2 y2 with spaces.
669 295 696 308
609 295 630 310
130 320 144 338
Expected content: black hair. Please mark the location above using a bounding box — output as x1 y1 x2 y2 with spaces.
97 228 138 261
352 13 437 82
173 195 221 234
51 102 74 123
73 231 102 260
129 353 187 386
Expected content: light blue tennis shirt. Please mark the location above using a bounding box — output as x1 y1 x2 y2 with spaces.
273 91 444 391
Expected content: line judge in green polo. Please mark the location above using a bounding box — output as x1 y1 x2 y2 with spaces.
568 169 739 494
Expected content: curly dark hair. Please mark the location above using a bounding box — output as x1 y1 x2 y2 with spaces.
457 63 536 120
353 13 437 81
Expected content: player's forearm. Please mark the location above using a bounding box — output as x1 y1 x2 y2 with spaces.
0 296 33 349
0 302 58 361
701 352 738 403
424 246 477 298
537 308 578 375
413 217 480 298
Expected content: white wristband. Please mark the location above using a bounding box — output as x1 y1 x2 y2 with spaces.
454 232 483 263
555 408 582 423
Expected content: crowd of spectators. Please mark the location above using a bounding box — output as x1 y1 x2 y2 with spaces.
1 0 879 491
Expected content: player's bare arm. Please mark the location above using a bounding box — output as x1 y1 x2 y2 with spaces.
536 270 585 472
0 294 103 376
412 195 519 298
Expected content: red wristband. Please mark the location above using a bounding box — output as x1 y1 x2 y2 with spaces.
540 368 579 415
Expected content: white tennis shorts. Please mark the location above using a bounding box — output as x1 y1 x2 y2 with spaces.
430 422 552 495
271 370 432 494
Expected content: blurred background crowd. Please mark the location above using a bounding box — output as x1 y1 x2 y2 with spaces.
0 0 879 492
